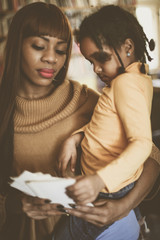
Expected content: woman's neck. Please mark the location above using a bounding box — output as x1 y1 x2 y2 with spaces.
17 84 55 100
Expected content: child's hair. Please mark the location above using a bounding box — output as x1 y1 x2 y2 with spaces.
75 4 155 74
0 2 72 191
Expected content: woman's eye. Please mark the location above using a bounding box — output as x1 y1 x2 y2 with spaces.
32 44 44 50
56 50 66 55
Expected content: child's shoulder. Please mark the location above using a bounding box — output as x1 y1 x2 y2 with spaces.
112 71 152 92
113 71 138 84
112 72 137 90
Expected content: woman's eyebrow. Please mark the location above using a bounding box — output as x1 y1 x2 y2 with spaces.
39 36 49 42
39 36 67 45
57 40 67 45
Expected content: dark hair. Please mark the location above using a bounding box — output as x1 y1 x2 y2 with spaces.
0 2 72 191
76 4 155 74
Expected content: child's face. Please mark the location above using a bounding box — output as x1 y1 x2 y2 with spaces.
80 37 130 85
20 35 67 95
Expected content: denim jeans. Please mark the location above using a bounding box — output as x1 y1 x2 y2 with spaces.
53 182 135 240
96 210 140 240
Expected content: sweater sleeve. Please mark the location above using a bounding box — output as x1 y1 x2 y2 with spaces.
97 75 153 192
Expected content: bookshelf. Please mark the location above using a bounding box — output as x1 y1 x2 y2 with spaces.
0 0 136 77
0 0 137 42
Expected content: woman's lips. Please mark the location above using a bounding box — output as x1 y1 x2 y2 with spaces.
38 68 55 79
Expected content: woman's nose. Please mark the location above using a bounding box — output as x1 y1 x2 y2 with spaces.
41 50 57 64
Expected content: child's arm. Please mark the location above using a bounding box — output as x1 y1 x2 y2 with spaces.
58 132 84 176
65 157 159 226
97 74 153 193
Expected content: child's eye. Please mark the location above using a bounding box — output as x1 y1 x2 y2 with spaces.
97 52 112 63
56 50 66 55
32 44 44 50
94 51 112 63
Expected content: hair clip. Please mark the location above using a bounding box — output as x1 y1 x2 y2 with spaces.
149 39 155 51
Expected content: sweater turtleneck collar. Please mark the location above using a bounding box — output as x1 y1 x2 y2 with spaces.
14 80 85 133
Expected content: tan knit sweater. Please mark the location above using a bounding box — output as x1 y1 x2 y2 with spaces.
0 79 99 240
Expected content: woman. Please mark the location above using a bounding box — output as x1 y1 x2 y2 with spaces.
0 2 159 240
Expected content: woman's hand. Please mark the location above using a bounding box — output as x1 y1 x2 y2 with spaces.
6 188 66 219
22 195 66 220
65 198 130 227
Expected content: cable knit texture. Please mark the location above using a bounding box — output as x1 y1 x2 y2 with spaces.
0 79 99 240
15 79 86 133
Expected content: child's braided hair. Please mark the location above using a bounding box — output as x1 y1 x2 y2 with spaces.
75 4 155 74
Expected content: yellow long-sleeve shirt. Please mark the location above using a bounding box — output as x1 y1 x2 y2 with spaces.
80 62 153 193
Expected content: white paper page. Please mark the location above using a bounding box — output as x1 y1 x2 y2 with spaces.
10 171 76 207
10 171 43 196
10 171 93 208
26 178 76 208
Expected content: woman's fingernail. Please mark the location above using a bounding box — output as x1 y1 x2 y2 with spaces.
57 204 64 209
75 205 80 209
59 209 67 213
45 199 51 203
69 203 76 209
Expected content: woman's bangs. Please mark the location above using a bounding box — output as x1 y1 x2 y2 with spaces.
23 13 71 43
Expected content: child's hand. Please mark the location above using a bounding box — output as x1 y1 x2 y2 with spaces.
58 136 77 177
58 133 84 177
66 174 105 205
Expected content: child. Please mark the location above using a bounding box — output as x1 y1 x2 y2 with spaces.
54 4 155 240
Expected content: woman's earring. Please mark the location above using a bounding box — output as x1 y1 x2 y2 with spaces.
127 52 131 57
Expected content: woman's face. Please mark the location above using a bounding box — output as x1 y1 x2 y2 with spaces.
80 37 129 85
20 35 67 98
